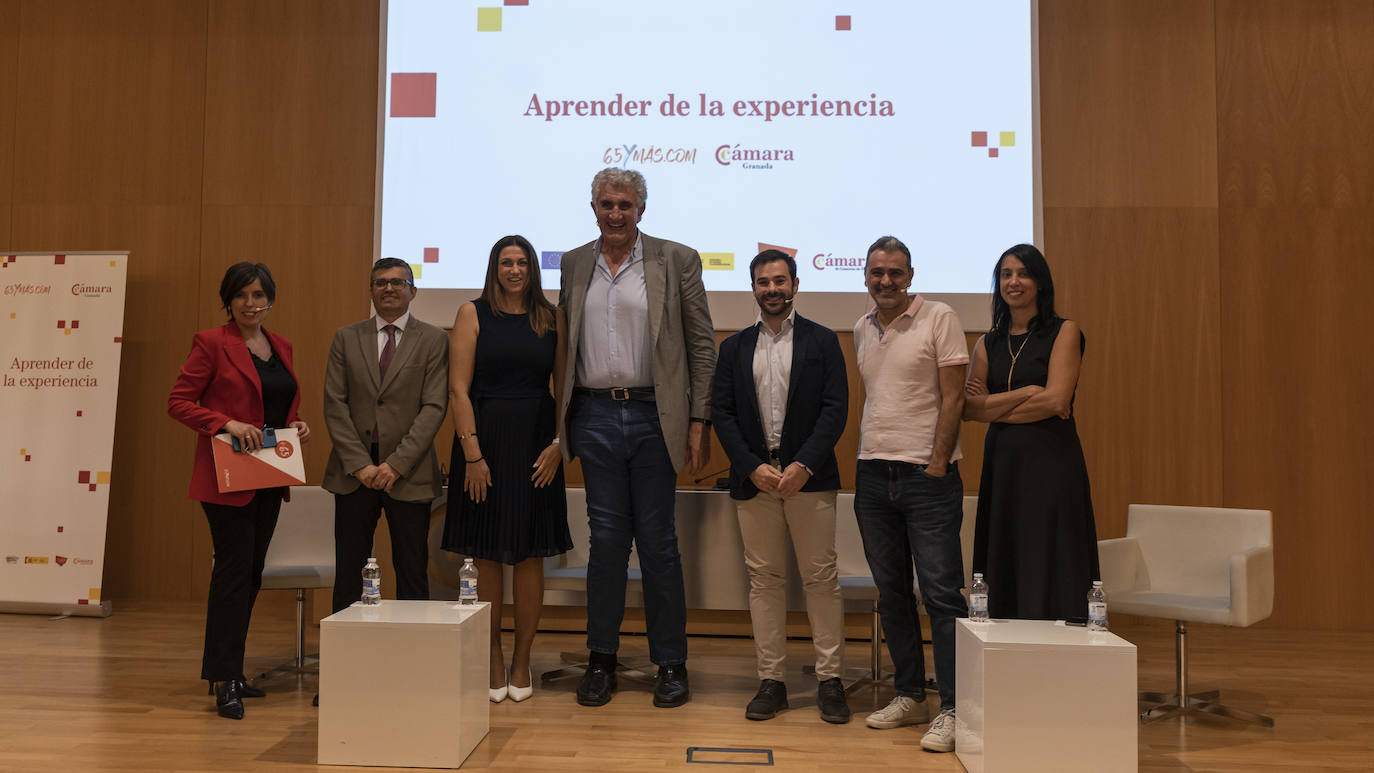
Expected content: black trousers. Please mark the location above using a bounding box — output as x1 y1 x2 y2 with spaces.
201 489 283 682
331 486 432 613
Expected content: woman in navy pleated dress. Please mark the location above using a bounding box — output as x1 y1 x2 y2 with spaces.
443 235 572 703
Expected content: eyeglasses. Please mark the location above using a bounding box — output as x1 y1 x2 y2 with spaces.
371 278 413 289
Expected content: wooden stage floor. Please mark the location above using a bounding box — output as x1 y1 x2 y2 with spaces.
1 602 1371 771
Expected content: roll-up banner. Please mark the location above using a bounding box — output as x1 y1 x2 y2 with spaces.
0 252 128 616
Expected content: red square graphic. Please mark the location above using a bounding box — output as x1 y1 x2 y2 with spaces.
78 471 90 484
78 599 89 605
76 410 83 416
58 526 63 532
505 0 529 5
391 73 437 118
423 247 439 263
25 455 31 462
89 484 97 492
71 320 79 329
972 131 988 147
57 320 66 328
54 255 66 264
113 336 123 343
989 148 999 157
835 15 851 31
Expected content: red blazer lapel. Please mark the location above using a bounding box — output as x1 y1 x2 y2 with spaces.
222 322 264 404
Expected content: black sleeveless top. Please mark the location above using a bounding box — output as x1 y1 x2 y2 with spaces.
470 298 557 401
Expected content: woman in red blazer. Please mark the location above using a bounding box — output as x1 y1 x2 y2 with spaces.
168 262 310 720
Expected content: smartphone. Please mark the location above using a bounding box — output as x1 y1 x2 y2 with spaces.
231 427 277 452
1065 616 1088 627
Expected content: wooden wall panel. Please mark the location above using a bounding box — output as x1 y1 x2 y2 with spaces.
1039 0 1219 207
1219 209 1374 628
12 1 207 206
1216 0 1374 628
1042 208 1223 541
1217 0 1374 208
8 1 208 602
0 0 17 232
202 0 378 207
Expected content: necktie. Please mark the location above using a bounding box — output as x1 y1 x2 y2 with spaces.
372 325 398 448
379 324 397 381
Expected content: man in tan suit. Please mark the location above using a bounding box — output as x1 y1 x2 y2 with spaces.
557 168 716 709
323 257 449 614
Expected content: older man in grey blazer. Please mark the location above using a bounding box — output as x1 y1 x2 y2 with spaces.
322 257 449 615
558 168 716 709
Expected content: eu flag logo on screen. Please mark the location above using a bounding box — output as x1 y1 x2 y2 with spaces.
541 251 564 269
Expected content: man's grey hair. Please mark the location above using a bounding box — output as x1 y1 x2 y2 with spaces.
590 167 647 207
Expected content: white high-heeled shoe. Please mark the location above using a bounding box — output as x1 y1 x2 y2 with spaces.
508 669 533 702
489 670 508 703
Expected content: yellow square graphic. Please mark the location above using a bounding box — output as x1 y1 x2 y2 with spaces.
90 588 102 601
64 328 71 335
109 260 117 267
477 7 502 31
701 253 735 271
19 448 25 455
97 471 111 484
409 264 423 280
9 312 15 318
999 131 1016 147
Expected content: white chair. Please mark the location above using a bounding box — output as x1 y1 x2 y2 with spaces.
1097 504 1274 726
258 485 336 678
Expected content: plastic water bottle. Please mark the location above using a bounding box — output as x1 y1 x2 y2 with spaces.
459 558 479 604
1087 580 1108 631
361 556 381 605
969 572 989 622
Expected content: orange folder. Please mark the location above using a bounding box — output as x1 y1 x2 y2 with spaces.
210 427 307 493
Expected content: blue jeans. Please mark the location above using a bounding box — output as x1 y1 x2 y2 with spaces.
854 459 967 709
569 394 687 665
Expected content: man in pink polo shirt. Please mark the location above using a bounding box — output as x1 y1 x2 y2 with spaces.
852 235 968 753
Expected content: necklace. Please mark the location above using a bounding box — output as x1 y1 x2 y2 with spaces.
1006 330 1031 388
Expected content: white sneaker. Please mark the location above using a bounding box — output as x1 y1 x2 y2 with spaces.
921 708 956 752
865 695 930 729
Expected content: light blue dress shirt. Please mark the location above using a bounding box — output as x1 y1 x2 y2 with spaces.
576 235 653 389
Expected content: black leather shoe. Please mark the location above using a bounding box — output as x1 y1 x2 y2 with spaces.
745 678 789 720
576 651 617 707
214 680 245 720
816 677 851 724
653 663 690 708
234 679 266 699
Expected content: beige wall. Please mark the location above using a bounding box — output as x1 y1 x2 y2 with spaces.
1 0 1369 629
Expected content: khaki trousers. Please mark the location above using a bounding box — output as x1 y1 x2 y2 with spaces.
736 488 844 681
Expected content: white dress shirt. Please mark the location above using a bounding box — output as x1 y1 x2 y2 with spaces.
752 310 795 452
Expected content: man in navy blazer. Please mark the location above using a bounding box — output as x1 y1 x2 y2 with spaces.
711 249 850 724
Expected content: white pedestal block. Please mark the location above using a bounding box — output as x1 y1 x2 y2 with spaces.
319 600 490 768
955 619 1137 773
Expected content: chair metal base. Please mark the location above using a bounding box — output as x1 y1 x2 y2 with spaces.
1139 620 1274 727
258 589 320 680
539 651 654 686
1140 691 1274 727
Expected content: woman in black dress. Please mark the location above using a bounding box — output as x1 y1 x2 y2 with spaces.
963 244 1098 620
443 235 571 703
